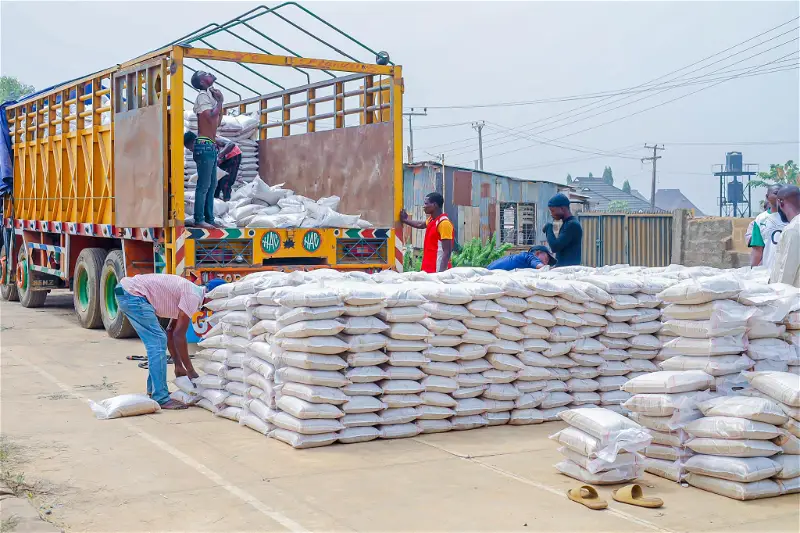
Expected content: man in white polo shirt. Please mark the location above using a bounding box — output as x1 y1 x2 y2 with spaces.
115 274 219 409
749 185 787 270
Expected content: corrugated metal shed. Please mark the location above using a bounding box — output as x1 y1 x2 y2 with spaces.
403 162 562 248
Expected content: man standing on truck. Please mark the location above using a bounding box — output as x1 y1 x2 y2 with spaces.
114 274 220 409
543 193 582 267
190 71 224 228
400 192 454 273
184 131 242 201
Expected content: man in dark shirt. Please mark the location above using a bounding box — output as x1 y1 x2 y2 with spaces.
543 193 582 267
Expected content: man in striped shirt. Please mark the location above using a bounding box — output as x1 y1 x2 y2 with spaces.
115 274 215 409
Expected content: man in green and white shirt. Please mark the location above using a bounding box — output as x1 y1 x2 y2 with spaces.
750 185 787 269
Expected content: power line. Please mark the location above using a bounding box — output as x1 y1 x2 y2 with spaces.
482 121 642 160
417 59 798 153
664 140 800 146
410 16 799 111
423 19 799 155
496 146 644 173
453 52 798 164
451 43 799 160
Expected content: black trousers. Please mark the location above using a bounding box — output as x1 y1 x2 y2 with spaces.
215 154 241 201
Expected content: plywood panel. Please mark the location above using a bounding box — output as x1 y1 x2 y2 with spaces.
458 206 480 244
114 104 166 228
260 123 394 227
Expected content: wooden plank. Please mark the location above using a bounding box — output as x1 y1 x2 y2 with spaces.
260 123 394 227
113 104 166 228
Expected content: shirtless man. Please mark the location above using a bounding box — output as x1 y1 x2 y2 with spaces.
190 71 224 229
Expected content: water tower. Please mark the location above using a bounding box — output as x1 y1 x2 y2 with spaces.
713 151 758 217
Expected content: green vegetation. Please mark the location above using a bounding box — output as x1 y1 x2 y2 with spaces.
0 76 35 104
750 160 798 189
607 199 630 212
602 166 614 186
451 236 512 267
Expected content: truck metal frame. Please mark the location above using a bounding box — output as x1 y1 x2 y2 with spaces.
1 4 404 338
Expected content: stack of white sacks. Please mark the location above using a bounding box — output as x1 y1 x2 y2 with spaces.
622 370 716 483
656 275 754 393
180 264 800 458
184 112 260 189
677 372 800 500
787 310 800 375
550 407 651 485
187 285 253 424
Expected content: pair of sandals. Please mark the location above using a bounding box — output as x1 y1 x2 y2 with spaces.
567 484 663 511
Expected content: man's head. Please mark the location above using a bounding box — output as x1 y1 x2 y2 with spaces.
530 245 556 267
183 131 197 151
766 184 782 211
423 192 444 216
202 278 227 308
548 193 571 220
777 185 800 222
190 71 216 91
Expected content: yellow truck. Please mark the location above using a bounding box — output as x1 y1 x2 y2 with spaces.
1 4 404 338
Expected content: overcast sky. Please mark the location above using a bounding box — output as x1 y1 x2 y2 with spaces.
2 1 798 215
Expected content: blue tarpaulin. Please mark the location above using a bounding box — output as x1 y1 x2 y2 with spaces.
0 102 12 196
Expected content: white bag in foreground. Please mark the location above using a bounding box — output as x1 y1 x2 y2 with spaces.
89 394 161 420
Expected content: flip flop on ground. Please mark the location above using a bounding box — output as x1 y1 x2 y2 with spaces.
567 485 608 510
612 484 663 508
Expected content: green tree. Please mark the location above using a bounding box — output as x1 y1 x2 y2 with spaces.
750 160 799 189
602 166 614 186
566 173 573 184
0 76 35 104
588 172 594 178
622 179 631 194
607 200 629 212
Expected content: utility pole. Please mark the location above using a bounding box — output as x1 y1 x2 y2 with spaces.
472 120 485 170
642 144 665 208
403 107 427 163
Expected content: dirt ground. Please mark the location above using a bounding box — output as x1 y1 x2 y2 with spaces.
1 291 799 532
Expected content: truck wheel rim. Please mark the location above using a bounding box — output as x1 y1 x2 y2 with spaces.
76 269 89 309
16 261 26 291
104 272 118 319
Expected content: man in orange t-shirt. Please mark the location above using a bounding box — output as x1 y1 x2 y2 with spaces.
400 192 454 273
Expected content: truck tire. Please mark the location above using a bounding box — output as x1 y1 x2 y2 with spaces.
73 248 108 329
0 244 19 301
100 250 136 338
17 246 48 308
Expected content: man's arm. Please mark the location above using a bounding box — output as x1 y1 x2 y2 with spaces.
526 254 544 270
439 239 453 273
216 137 236 161
167 313 197 379
749 224 765 267
400 209 426 230
545 221 578 253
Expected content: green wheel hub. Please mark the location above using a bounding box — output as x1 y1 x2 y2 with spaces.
104 271 119 319
76 269 89 310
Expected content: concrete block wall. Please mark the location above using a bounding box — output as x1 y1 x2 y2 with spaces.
671 209 752 269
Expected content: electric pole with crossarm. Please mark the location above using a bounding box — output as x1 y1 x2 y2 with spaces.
642 144 665 208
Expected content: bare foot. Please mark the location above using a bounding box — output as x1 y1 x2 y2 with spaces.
199 222 217 229
160 399 189 410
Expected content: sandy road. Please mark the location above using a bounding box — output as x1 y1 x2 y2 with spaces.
1 292 798 532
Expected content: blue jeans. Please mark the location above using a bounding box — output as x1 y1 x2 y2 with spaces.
193 140 218 224
115 285 170 405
